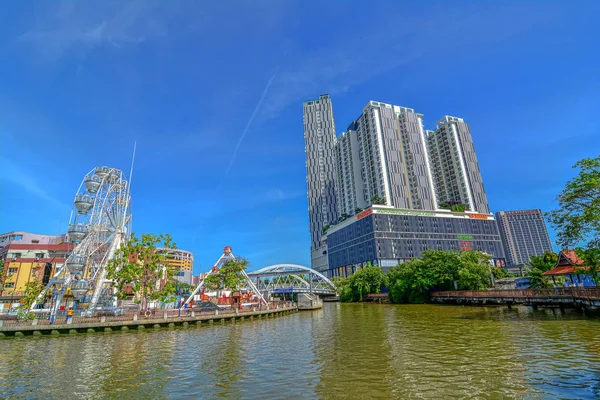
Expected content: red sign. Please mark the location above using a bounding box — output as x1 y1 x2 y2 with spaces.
459 241 472 251
356 209 373 220
223 246 232 255
468 214 488 219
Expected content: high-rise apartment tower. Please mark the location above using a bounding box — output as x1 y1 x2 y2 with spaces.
496 209 553 266
426 116 490 213
303 94 339 270
335 122 366 217
346 101 437 210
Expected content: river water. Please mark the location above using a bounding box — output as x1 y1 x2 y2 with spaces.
1 303 599 399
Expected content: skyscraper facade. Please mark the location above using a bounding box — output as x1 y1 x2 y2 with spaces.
303 96 498 275
495 209 553 266
334 122 366 217
303 94 339 270
353 101 437 210
426 116 490 214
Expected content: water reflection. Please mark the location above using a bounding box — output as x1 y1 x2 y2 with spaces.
0 304 599 399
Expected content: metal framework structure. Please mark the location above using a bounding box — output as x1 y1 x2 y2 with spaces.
182 247 267 308
31 166 132 314
248 264 337 296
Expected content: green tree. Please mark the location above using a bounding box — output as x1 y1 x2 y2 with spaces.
527 252 558 272
387 259 436 303
491 267 511 279
204 258 249 298
175 281 195 294
456 251 492 290
439 201 452 210
547 155 600 249
0 259 4 291
354 207 363 214
334 265 387 302
352 265 387 301
332 276 353 302
451 204 467 212
17 280 45 319
106 233 178 310
370 196 386 205
387 250 493 304
525 251 558 289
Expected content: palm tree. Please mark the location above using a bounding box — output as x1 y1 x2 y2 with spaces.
525 252 557 288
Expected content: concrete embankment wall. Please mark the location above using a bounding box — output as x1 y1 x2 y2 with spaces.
0 306 298 338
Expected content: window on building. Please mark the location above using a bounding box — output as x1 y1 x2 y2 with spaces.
8 267 18 275
35 253 45 259
5 282 15 288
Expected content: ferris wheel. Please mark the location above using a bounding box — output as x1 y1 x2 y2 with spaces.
32 166 132 312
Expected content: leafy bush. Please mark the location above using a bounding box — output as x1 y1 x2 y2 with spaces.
387 250 493 303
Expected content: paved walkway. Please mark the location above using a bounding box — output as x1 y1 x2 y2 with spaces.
0 305 298 337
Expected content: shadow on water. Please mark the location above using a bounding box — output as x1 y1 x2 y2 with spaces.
453 304 600 322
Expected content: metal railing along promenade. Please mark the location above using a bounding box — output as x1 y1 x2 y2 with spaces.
431 287 600 307
0 301 295 329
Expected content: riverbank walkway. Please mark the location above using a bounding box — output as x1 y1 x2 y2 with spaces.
0 304 298 337
431 288 600 309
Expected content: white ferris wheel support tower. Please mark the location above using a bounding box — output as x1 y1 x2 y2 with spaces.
31 144 136 313
182 246 268 309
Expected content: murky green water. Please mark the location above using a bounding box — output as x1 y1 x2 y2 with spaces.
1 303 599 399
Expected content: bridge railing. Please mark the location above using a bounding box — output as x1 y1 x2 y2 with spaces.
431 288 600 300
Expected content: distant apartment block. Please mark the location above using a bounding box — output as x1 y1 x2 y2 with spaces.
303 94 339 270
496 209 553 266
426 116 490 214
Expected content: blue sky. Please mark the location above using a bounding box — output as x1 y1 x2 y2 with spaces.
1 1 599 273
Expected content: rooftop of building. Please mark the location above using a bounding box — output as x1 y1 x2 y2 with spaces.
496 209 543 216
304 94 330 104
157 248 194 260
325 205 495 235
362 101 422 116
436 115 465 128
543 250 587 276
0 231 67 247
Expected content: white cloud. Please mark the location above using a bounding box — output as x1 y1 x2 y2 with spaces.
18 1 168 58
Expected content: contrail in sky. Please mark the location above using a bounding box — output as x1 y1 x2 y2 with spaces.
225 68 279 176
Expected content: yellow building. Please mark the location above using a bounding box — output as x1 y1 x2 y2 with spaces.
0 231 75 308
158 248 194 272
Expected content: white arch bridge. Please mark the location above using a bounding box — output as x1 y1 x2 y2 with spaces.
248 264 337 296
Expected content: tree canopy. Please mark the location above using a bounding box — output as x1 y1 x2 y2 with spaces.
0 260 4 291
106 233 178 308
204 258 249 294
370 196 386 205
547 155 600 249
521 251 557 289
334 264 387 302
387 250 492 303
